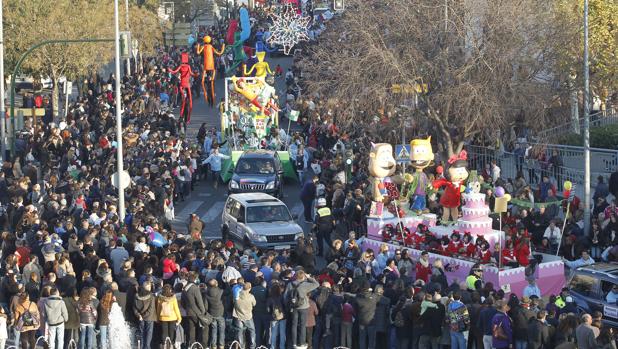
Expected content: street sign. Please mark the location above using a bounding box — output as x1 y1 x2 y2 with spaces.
112 170 131 190
132 39 139 58
395 144 411 163
63 81 73 95
119 31 132 59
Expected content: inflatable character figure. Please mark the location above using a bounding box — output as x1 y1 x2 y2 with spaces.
197 36 225 107
432 150 469 223
244 51 273 78
368 143 397 203
230 77 279 116
407 136 434 213
226 8 251 76
168 52 198 124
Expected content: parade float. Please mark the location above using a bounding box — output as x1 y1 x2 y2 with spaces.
362 138 566 297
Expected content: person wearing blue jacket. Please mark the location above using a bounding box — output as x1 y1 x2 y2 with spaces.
491 300 513 349
202 147 230 189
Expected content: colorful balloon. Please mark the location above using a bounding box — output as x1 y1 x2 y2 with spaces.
564 181 572 191
495 186 505 197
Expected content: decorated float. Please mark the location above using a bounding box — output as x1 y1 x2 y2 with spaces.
362 138 566 297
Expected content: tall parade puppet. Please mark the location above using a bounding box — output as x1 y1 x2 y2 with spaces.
168 52 198 125
405 137 434 213
433 150 469 223
244 51 273 78
197 36 225 107
369 143 397 203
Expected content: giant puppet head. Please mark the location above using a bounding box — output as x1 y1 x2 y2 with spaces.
447 150 469 183
369 143 396 179
181 52 189 64
410 136 434 171
203 35 212 44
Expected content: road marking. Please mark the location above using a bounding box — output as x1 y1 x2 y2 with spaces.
202 201 226 222
198 192 213 197
175 200 204 220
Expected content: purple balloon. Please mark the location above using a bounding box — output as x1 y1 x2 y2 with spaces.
495 186 505 197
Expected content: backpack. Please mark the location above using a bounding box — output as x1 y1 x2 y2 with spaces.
393 307 406 328
492 321 508 340
160 298 174 318
287 282 305 311
271 301 285 321
15 303 40 331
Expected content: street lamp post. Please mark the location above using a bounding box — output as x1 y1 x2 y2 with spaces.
0 0 6 161
583 0 591 235
125 0 131 77
114 0 126 221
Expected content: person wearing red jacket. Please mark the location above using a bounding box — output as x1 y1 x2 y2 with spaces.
515 237 531 267
415 251 432 282
460 233 476 257
447 232 463 255
438 237 450 254
501 240 517 266
162 254 179 280
412 229 425 249
477 242 492 264
403 228 414 247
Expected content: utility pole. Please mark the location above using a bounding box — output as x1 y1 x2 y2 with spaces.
0 0 6 161
444 0 448 32
583 0 591 235
114 0 126 221
125 0 131 77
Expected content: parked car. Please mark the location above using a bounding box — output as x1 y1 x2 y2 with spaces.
221 193 304 250
228 150 284 198
567 263 618 328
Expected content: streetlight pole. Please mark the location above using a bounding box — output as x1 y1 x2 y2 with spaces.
125 0 131 77
583 0 591 235
0 0 6 161
114 0 126 221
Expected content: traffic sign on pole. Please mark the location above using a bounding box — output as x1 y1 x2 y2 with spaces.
395 144 411 163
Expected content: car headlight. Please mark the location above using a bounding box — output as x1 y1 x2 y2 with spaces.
295 232 304 240
266 181 275 189
230 180 239 189
248 231 267 242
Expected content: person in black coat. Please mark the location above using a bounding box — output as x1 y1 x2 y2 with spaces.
609 170 618 198
418 293 445 348
527 310 551 349
205 279 225 349
181 271 208 348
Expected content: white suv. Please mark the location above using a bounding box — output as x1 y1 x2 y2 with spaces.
221 193 304 250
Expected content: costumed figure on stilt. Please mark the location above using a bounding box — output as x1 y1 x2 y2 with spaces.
432 150 469 224
244 51 273 78
168 52 198 128
197 36 225 107
226 7 251 75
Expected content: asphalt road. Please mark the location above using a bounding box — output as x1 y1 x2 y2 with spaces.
170 55 309 240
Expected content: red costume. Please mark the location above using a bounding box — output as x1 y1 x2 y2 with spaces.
501 248 516 265
433 177 464 208
516 243 530 266
403 230 414 246
412 231 425 248
447 240 462 255
168 52 198 123
478 248 491 264
461 242 476 257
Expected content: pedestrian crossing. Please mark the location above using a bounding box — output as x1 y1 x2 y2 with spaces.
170 186 309 239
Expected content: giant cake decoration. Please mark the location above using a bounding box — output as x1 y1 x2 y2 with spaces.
458 193 493 235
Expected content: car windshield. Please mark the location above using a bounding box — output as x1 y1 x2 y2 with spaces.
236 158 275 174
246 205 291 223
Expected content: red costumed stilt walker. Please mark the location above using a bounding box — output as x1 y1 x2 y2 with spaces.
168 52 198 125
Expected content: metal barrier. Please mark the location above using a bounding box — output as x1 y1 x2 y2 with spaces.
465 143 613 191
537 111 618 140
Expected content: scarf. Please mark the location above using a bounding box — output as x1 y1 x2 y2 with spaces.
418 258 429 268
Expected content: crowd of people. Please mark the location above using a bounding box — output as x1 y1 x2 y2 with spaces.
0 6 618 349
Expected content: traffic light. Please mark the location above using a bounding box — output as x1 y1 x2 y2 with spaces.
119 31 132 59
333 0 344 11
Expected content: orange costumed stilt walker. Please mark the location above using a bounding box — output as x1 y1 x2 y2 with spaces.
197 36 225 107
168 52 198 125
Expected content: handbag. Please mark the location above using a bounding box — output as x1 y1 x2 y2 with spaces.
198 312 214 327
492 321 508 340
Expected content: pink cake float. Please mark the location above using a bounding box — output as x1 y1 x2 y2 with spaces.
458 193 493 235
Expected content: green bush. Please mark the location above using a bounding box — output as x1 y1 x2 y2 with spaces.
558 124 618 149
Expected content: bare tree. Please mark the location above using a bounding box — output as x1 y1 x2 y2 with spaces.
301 0 560 156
